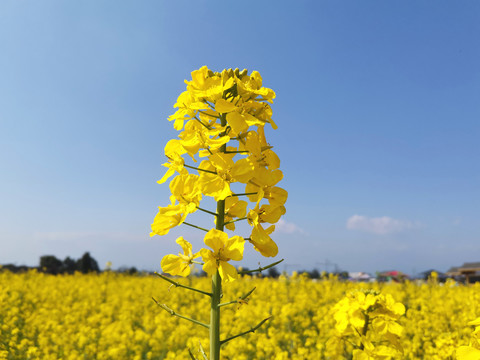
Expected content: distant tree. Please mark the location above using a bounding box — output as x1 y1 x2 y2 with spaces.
118 266 138 275
62 256 77 274
239 267 252 277
309 269 320 279
40 255 63 274
76 252 99 273
0 264 31 273
267 267 280 278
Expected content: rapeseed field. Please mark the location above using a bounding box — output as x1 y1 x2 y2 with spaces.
0 270 477 359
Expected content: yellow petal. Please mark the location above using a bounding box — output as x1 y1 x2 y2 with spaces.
243 112 266 127
352 350 371 360
226 112 249 134
190 66 209 88
468 317 480 326
218 261 238 283
225 222 235 231
201 258 217 277
457 346 480 360
260 204 286 224
203 229 228 252
209 152 235 171
161 254 190 277
150 210 182 236
169 174 201 205
164 139 186 157
200 176 232 201
231 157 256 184
157 168 175 185
173 118 184 131
176 237 192 256
226 198 248 219
223 236 244 261
188 101 208 110
215 99 239 113
265 186 288 206
244 131 262 156
263 149 280 170
250 225 278 257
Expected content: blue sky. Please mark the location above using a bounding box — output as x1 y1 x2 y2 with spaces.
1 1 479 275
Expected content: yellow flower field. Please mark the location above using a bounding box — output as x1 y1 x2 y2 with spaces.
1 270 478 360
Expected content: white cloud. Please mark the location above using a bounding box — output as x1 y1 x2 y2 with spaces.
346 215 416 235
276 219 308 235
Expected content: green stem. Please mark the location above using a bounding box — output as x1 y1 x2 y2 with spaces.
220 316 272 345
210 271 222 360
230 192 257 197
153 298 210 329
218 287 256 307
188 349 197 360
239 259 284 274
199 343 209 360
196 207 218 217
205 100 215 109
154 272 212 297
209 114 227 360
198 110 219 119
193 116 212 130
183 222 210 232
224 217 248 225
184 164 217 175
359 313 370 350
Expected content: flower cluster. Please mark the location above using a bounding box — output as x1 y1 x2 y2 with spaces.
328 289 405 359
457 317 480 359
151 66 287 283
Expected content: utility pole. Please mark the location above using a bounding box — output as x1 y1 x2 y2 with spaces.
316 259 338 273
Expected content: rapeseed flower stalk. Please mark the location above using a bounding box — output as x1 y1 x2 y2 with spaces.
150 66 287 359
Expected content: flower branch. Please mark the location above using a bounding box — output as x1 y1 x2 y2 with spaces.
184 164 217 175
239 259 284 274
218 287 256 308
196 207 219 217
193 116 212 130
229 192 257 197
152 298 210 329
224 217 248 225
183 222 210 232
220 316 272 345
154 272 212 297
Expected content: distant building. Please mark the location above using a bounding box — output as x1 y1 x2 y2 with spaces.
418 269 447 281
348 272 375 282
446 266 460 277
377 270 409 282
447 262 480 283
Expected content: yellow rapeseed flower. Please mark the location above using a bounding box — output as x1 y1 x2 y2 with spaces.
200 229 244 283
161 237 199 277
